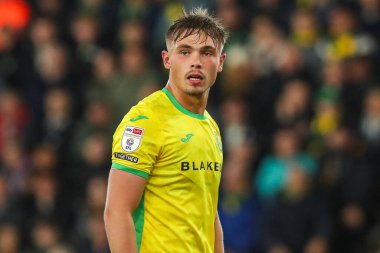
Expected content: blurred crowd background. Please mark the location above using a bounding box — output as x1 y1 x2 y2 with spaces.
0 0 379 252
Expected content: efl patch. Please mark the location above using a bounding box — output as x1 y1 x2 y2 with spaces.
121 126 144 152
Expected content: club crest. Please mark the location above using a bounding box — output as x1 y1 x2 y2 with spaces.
121 126 144 152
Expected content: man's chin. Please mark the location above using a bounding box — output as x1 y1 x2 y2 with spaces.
185 87 206 97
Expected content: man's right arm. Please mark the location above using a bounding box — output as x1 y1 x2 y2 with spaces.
104 168 146 253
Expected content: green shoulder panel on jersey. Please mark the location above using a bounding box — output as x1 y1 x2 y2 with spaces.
162 88 207 120
112 162 149 179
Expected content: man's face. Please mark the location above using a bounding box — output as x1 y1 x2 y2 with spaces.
162 32 226 97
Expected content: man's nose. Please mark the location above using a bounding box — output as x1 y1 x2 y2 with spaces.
191 52 202 68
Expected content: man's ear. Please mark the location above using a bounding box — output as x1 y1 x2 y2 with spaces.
162 50 171 69
217 53 226 72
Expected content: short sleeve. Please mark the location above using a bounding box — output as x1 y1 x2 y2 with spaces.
111 106 160 179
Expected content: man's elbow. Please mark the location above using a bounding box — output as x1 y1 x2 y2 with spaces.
104 205 113 228
104 204 132 227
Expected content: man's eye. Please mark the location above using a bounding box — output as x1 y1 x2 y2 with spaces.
204 51 213 56
180 51 190 55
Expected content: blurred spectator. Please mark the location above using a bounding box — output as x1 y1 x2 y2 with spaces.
73 175 107 237
290 9 322 76
0 223 21 253
24 217 62 253
219 144 258 253
70 12 101 79
273 80 312 141
86 176 107 214
360 88 380 185
34 43 71 87
74 214 109 253
216 0 248 46
30 144 58 174
255 128 317 202
0 174 23 225
119 0 150 21
319 60 346 92
250 0 294 29
311 103 341 137
358 0 380 40
23 87 74 157
21 41 79 116
308 78 343 158
247 15 284 76
74 176 109 253
317 128 374 253
111 45 160 119
118 20 147 49
273 42 305 79
0 142 29 197
19 171 76 240
218 50 253 98
17 16 59 96
360 88 380 149
249 41 313 153
0 89 29 153
259 167 330 253
70 99 115 158
219 96 256 153
85 49 120 104
30 0 72 28
69 132 110 200
75 0 120 47
29 17 58 49
341 56 376 129
315 5 377 62
80 132 110 177
291 9 320 50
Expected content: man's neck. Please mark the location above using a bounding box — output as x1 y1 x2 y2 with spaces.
165 83 208 115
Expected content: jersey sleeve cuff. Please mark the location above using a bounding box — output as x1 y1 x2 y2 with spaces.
111 162 149 179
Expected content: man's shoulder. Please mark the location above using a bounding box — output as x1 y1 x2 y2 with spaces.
120 90 167 124
137 89 168 109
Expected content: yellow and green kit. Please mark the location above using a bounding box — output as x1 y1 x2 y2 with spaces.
111 88 223 253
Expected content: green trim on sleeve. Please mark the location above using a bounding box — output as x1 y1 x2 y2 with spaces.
162 87 206 120
111 162 149 179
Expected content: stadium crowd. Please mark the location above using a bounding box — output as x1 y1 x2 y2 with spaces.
0 0 379 252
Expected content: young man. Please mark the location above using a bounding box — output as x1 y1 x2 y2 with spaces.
104 7 228 253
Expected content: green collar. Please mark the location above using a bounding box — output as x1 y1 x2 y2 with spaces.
162 88 206 120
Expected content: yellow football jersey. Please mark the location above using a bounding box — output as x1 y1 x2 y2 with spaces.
111 88 223 253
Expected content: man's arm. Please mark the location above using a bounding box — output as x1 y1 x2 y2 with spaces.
214 212 224 253
104 168 146 253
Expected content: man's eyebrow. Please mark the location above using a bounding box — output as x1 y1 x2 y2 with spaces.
201 45 217 51
176 44 193 50
175 44 217 51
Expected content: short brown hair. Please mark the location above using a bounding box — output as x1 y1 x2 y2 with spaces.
166 7 229 51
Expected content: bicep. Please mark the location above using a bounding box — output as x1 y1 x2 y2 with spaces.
105 168 147 214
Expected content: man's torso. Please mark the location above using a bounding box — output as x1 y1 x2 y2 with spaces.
111 88 223 252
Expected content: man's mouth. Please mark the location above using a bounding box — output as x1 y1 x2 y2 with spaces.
187 72 204 81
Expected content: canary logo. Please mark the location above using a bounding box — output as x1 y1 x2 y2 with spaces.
181 134 194 143
130 115 149 122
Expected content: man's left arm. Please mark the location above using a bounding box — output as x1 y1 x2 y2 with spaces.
215 212 224 253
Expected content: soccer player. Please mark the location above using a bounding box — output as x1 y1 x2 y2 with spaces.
104 7 228 253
